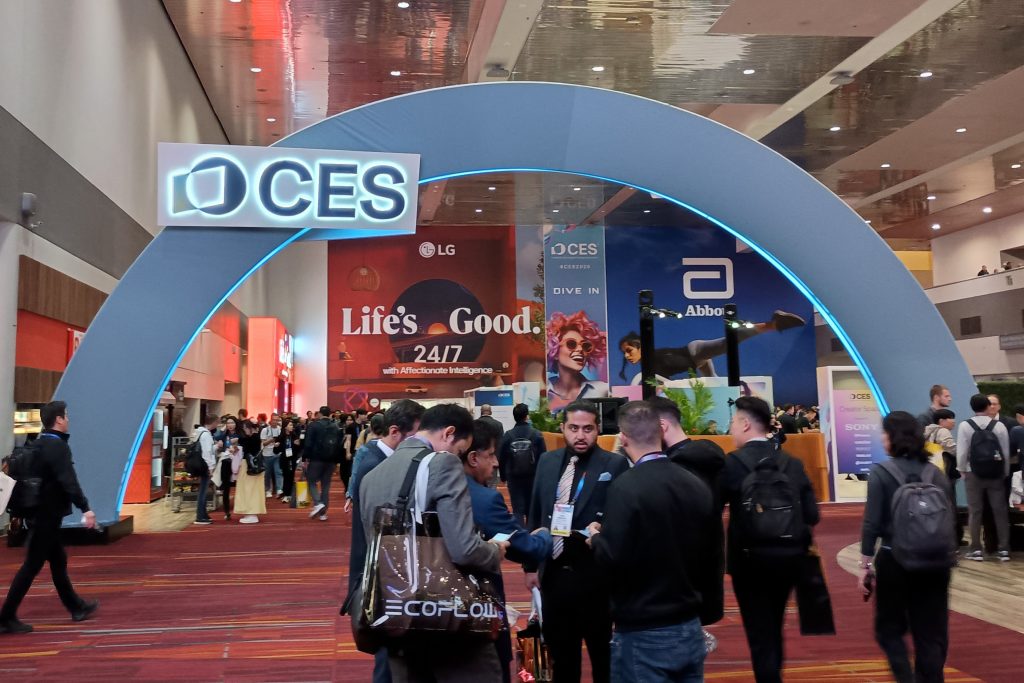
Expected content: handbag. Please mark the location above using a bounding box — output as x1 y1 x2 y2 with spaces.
352 449 504 651
245 451 265 475
795 548 836 635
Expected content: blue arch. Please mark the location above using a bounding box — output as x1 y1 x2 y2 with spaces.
55 82 974 523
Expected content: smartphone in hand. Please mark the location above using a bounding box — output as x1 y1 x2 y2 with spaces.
862 571 875 602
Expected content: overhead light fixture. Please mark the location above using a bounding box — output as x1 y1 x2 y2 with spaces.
865 219 872 224
982 207 993 214
552 209 560 213
926 195 937 200
880 163 891 169
931 223 941 230
643 209 651 214
829 126 841 132
955 127 967 133
250 66 262 73
1012 163 1022 169
573 187 581 191
487 186 496 191
266 117 276 122
229 0 242 3
486 65 510 78
592 66 605 72
474 208 483 214
830 71 855 85
397 1 410 7
390 70 402 77
919 70 933 78
742 68 756 75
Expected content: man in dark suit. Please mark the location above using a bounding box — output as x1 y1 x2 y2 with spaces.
648 396 726 626
358 404 508 682
477 404 505 444
341 400 425 683
1 401 99 634
721 396 820 683
463 419 551 683
526 401 629 683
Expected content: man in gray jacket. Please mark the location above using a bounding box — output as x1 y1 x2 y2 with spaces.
358 403 508 682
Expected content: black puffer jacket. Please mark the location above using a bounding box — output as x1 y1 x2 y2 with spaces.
30 429 90 519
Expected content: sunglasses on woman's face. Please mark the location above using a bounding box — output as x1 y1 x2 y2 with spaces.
562 338 594 354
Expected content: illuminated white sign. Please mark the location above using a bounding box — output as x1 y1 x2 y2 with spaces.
157 143 419 231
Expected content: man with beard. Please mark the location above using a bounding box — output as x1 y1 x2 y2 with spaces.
526 401 629 683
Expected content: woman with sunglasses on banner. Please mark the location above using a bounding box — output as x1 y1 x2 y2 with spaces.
546 310 609 412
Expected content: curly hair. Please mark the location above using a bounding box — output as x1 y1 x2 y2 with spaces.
546 310 607 374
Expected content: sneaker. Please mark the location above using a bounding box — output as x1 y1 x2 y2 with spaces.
319 513 328 521
239 515 259 524
276 490 284 496
71 599 99 623
0 617 33 634
281 496 291 503
771 310 806 332
309 503 325 518
265 491 273 498
193 519 213 526
965 550 985 562
998 551 1011 562
224 513 232 521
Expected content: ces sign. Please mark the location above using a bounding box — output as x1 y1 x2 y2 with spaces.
158 143 420 231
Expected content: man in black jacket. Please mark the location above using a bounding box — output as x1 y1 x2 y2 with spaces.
588 401 714 682
526 401 629 683
721 396 820 683
648 396 726 626
499 403 546 525
303 406 339 520
1 401 98 634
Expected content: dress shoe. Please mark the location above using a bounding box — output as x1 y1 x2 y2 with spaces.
0 617 33 634
71 599 99 623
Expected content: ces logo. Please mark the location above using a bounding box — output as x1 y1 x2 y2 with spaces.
419 242 456 258
550 242 599 257
681 258 734 300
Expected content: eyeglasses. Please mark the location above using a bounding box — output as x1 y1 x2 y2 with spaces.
562 338 594 354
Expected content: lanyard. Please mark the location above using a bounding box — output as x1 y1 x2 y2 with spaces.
570 473 586 504
635 452 666 466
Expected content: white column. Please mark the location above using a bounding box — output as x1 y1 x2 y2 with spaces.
0 222 19 461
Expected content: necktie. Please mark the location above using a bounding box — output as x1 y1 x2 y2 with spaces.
551 455 579 559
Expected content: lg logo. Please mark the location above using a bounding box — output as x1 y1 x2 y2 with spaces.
419 242 455 258
171 156 248 216
550 242 599 257
682 258 734 300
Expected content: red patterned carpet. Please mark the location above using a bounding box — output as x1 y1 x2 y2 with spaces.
0 501 1017 682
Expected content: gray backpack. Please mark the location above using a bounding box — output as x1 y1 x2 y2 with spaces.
879 460 956 571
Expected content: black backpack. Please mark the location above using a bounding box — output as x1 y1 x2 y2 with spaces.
321 420 341 460
737 452 807 556
4 441 45 516
966 419 1005 479
880 460 956 571
508 432 538 478
184 429 209 477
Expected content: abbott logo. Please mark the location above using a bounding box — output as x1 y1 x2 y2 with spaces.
419 242 455 258
171 156 247 216
682 258 734 300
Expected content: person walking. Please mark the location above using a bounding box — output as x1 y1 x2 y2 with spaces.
860 411 956 683
498 403 546 526
303 406 341 521
1 401 99 634
260 414 283 498
957 394 1011 562
276 419 302 504
233 421 267 524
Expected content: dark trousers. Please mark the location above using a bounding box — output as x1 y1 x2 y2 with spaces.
339 456 353 492
306 460 335 510
507 477 533 526
219 460 233 515
280 456 296 498
0 515 83 620
541 564 612 683
731 556 802 683
874 549 949 683
196 472 212 521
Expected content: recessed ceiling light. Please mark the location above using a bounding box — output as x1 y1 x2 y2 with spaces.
926 195 937 200
397 1 410 7
982 207 993 214
829 125 841 132
572 187 581 191
643 209 651 214
591 66 605 72
919 70 933 78
390 70 402 77
742 68 756 75
474 208 483 214
487 186 496 191
250 66 262 73
955 127 967 133
266 117 276 122
229 0 242 3
880 163 891 169
1012 163 1022 169
552 209 560 213
931 223 941 230
865 219 872 224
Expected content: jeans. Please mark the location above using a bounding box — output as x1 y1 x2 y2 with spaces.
196 472 212 521
611 618 705 683
1 514 84 620
263 454 282 494
306 460 335 510
965 472 1009 552
507 476 533 526
874 549 949 683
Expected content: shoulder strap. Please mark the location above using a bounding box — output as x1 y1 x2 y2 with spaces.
966 419 981 432
775 451 791 472
879 459 906 486
920 463 942 485
394 447 433 518
984 420 997 433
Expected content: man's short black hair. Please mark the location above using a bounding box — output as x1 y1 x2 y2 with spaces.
41 401 67 429
562 400 599 424
735 396 772 431
969 393 991 413
204 413 220 427
617 401 662 447
646 396 681 424
369 412 386 436
782 403 794 413
463 419 500 462
384 399 426 436
419 403 475 440
319 405 331 417
513 403 530 423
933 408 955 421
355 408 368 417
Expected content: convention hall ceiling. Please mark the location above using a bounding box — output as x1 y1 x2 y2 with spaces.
162 0 1024 243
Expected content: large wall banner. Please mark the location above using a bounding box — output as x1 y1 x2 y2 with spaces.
543 224 610 411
